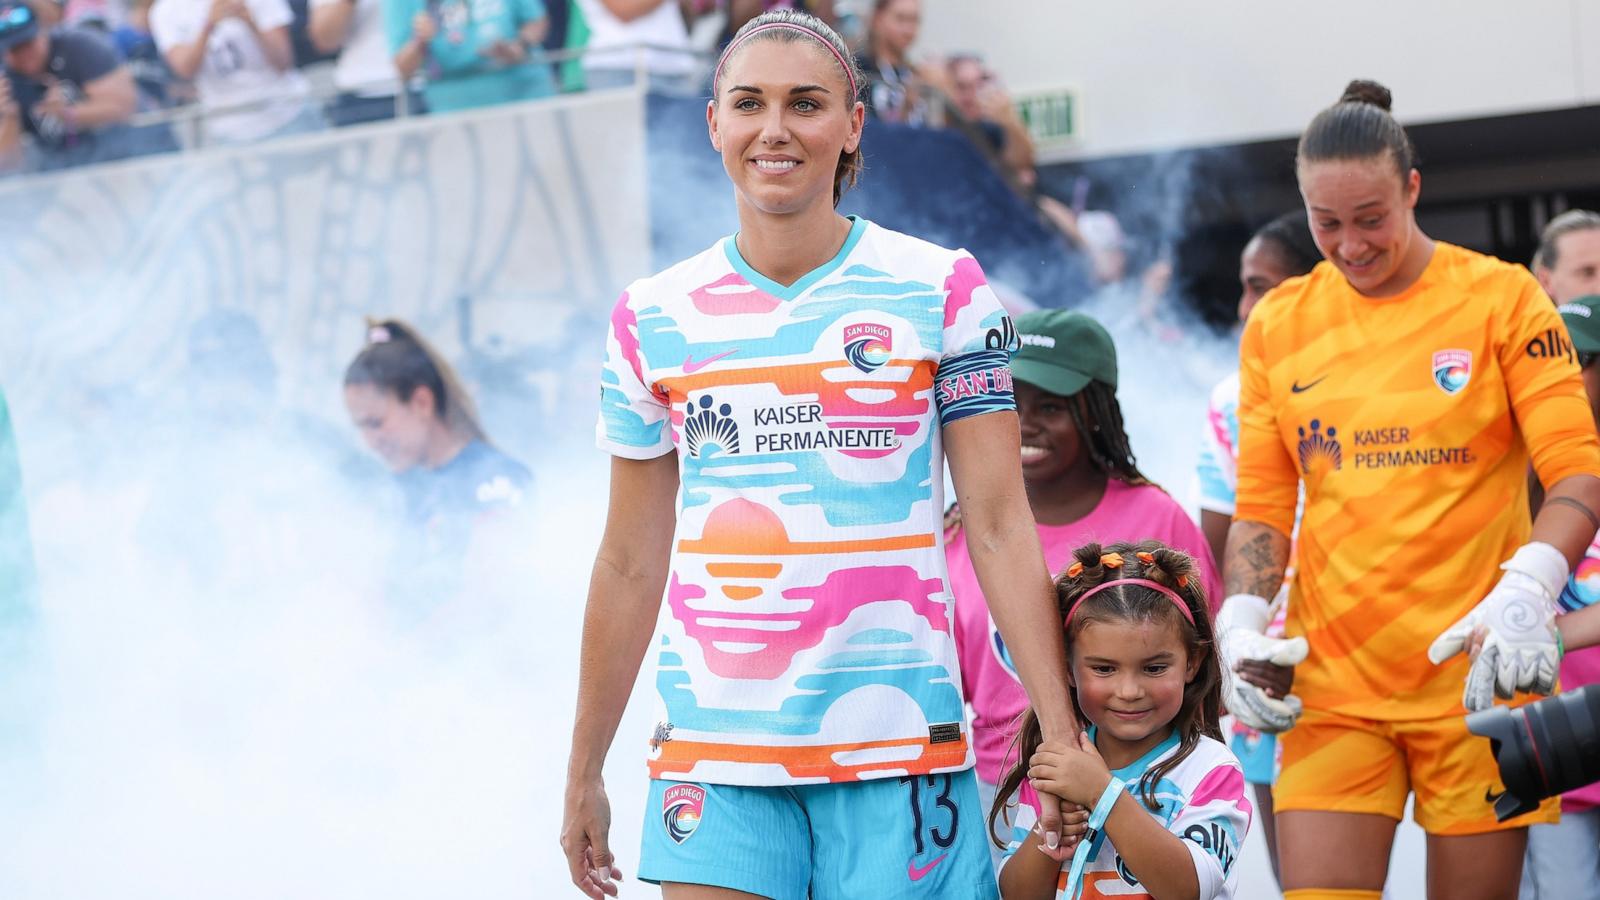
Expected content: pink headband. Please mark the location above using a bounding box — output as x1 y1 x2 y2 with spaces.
713 23 859 102
1063 578 1196 628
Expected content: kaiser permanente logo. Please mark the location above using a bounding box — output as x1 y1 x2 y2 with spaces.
1310 422 1479 470
684 393 900 459
1296 419 1342 477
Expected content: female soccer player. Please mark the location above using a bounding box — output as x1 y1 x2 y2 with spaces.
560 11 1075 899
1219 80 1600 900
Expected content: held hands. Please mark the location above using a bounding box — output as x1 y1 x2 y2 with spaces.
560 777 622 898
1217 593 1309 733
1027 733 1105 863
482 39 527 65
1429 541 1566 711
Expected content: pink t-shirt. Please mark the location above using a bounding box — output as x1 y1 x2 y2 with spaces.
948 478 1223 786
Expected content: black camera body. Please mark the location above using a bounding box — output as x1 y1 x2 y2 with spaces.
1466 684 1600 821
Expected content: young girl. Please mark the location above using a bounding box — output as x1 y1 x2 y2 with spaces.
946 309 1221 855
997 541 1250 900
561 11 1073 899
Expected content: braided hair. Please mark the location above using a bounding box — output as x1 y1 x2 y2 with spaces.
987 540 1223 847
1068 381 1152 487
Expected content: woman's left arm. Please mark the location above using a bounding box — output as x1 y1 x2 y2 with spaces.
946 409 1078 852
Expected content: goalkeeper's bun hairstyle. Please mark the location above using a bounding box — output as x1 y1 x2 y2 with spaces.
1297 77 1416 182
987 541 1224 846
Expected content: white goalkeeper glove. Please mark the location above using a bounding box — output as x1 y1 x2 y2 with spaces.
1428 541 1567 712
1216 593 1310 734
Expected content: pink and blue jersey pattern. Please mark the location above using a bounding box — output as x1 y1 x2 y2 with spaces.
1005 734 1252 900
596 218 1018 786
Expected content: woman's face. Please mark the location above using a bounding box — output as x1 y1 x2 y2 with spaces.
1015 380 1086 485
873 0 920 58
1237 236 1301 324
343 382 436 473
708 39 863 218
1298 156 1420 296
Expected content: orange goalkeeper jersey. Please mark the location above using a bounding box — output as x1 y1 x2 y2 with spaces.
1235 242 1600 720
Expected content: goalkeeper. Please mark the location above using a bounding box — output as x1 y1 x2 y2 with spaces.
1219 80 1600 900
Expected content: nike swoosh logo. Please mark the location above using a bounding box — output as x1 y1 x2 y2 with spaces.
907 853 948 882
683 349 738 373
1291 375 1328 393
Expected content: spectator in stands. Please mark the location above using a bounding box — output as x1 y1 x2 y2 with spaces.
1534 209 1600 305
937 53 1033 185
855 0 929 124
0 2 172 170
308 0 413 125
111 0 181 108
572 0 693 92
17 0 56 25
151 0 323 145
386 0 553 114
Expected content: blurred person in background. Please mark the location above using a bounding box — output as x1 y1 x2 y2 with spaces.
945 308 1220 871
1193 210 1320 888
1 1 174 171
111 0 183 108
308 0 414 125
572 0 692 92
933 53 1033 187
385 0 553 114
16 0 57 25
1517 292 1600 900
1070 209 1175 333
1533 210 1600 306
854 0 929 124
151 0 323 145
342 319 532 623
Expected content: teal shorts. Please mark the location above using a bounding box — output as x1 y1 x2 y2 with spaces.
639 770 999 900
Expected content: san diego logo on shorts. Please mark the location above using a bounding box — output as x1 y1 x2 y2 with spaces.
1431 349 1472 395
844 322 893 373
661 784 706 844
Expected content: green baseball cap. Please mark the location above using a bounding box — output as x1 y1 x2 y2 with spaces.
1011 309 1118 396
1559 295 1600 356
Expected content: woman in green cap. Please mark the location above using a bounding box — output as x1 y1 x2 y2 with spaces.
943 307 1222 858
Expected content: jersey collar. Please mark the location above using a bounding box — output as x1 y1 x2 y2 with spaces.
722 215 867 302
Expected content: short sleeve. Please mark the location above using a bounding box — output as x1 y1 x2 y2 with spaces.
1195 373 1239 516
246 0 294 32
149 0 197 51
597 289 674 459
1499 274 1600 489
1169 762 1252 900
1233 309 1299 536
934 253 1017 426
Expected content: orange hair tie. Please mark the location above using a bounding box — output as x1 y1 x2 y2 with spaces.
1177 574 1190 589
1136 552 1155 565
1102 552 1124 569
1066 562 1085 578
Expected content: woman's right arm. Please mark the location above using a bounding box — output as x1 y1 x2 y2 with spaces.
561 452 679 898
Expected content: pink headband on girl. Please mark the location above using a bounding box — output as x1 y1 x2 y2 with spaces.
713 23 859 101
1063 579 1196 629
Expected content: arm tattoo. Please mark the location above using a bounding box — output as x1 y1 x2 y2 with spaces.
1224 524 1291 598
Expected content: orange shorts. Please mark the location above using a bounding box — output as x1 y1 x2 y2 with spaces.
1275 706 1559 835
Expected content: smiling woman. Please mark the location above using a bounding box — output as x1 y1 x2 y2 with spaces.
1220 79 1600 900
561 11 1080 900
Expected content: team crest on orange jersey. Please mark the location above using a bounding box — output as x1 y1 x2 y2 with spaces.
1431 349 1472 395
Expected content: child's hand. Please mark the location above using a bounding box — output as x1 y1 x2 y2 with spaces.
1028 731 1114 808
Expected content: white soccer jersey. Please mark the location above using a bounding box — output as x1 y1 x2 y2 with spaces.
597 217 1019 786
1004 734 1252 900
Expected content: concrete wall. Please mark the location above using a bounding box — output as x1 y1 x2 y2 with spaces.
919 0 1599 159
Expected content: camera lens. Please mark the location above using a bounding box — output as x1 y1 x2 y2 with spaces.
1466 685 1600 821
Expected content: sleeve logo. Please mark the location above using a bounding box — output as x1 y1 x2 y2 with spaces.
1526 329 1576 365
1431 349 1472 395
